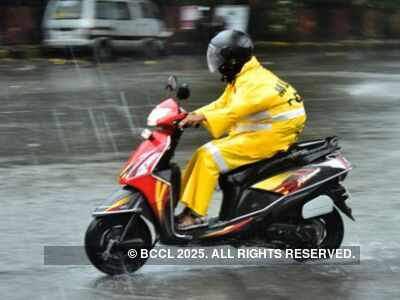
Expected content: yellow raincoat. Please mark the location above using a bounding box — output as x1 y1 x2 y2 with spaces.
181 57 306 216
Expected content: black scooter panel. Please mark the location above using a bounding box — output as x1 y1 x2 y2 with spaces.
235 188 280 217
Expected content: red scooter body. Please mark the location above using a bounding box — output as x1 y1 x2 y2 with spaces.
117 98 186 223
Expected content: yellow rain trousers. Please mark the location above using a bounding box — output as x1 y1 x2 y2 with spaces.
180 57 307 216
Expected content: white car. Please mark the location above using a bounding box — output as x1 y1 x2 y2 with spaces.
42 0 171 59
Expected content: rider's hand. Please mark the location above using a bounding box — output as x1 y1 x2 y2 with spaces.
179 113 205 128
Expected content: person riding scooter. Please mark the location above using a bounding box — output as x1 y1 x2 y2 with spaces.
178 30 307 229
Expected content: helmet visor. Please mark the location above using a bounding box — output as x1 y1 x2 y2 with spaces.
207 44 223 73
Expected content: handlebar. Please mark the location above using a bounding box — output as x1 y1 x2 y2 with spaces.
173 113 200 130
156 112 201 130
157 112 187 129
172 112 189 125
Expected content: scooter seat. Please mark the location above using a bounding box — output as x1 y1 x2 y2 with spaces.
219 151 296 188
293 139 327 150
219 136 339 188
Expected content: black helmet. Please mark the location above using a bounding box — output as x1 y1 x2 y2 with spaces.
207 30 254 82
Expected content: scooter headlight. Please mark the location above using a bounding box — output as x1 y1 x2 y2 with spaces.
147 107 172 126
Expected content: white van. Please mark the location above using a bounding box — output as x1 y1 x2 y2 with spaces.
42 0 171 59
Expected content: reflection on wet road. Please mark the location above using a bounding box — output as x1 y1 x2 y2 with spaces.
0 50 399 299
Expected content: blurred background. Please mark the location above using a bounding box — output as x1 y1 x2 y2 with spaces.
2 0 400 53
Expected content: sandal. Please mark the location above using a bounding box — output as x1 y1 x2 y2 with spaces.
175 207 191 223
177 213 208 231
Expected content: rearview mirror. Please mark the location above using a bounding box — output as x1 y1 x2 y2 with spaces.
166 75 177 91
177 83 190 100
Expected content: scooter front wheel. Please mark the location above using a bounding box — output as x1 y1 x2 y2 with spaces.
85 214 153 275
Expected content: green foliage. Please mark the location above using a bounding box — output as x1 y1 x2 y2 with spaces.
173 0 215 5
171 0 400 9
365 0 400 9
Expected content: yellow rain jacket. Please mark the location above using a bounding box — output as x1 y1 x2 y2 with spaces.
180 56 306 216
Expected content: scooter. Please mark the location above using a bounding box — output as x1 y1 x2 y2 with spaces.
85 76 354 275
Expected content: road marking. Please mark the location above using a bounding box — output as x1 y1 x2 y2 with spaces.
261 61 275 66
0 110 32 114
14 65 36 71
282 71 400 79
27 143 41 148
49 58 67 65
144 60 158 65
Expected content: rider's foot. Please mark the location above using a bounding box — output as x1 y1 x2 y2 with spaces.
177 211 208 230
175 207 191 222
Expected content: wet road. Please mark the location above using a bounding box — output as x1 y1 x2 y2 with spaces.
1 50 400 299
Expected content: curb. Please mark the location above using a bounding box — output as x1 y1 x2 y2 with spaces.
0 45 42 59
0 45 93 65
254 39 400 50
170 39 400 53
1 39 400 61
0 48 10 59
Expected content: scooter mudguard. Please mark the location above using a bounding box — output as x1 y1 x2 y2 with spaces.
91 187 158 245
92 187 153 219
301 195 334 219
301 190 354 221
92 187 146 217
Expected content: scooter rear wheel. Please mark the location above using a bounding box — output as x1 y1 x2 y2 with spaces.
295 208 344 262
315 208 344 250
85 215 152 275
